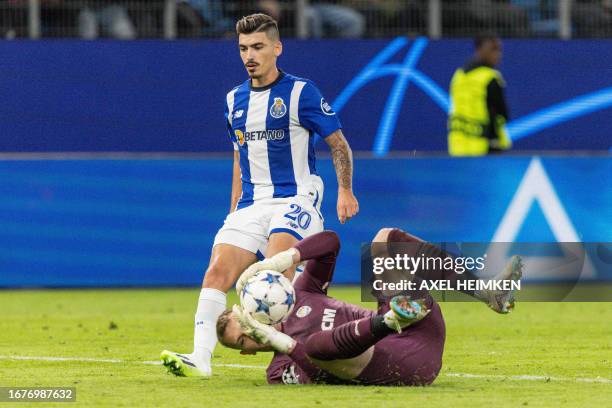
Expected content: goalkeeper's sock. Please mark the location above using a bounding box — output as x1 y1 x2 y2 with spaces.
193 288 227 369
387 228 480 297
304 316 391 361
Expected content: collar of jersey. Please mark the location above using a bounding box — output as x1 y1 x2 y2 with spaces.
250 70 285 92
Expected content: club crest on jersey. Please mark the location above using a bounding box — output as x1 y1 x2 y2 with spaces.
234 129 245 146
269 97 287 119
296 305 312 318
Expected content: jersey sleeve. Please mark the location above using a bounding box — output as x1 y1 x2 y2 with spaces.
298 81 342 139
224 95 238 151
266 345 321 384
267 342 350 385
293 230 340 294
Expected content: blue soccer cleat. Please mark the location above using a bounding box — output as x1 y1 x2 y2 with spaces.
383 296 430 333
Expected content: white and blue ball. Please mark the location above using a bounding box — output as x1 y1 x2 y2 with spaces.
240 270 296 325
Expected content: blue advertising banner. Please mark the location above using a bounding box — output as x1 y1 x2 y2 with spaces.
0 156 610 287
0 39 611 153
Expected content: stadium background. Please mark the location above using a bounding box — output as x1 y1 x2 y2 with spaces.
0 1 610 288
1 5 610 407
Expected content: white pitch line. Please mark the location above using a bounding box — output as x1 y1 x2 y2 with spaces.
1 355 610 384
0 355 269 370
0 355 123 363
143 360 266 370
445 372 612 384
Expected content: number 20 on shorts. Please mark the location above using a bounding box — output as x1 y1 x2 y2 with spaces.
283 204 312 230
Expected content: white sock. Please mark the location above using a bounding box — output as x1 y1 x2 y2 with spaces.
193 288 227 368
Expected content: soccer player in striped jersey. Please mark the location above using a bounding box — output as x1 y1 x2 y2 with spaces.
161 13 359 377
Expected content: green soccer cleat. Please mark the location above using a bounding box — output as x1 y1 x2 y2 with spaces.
160 350 210 378
476 255 524 314
383 296 430 333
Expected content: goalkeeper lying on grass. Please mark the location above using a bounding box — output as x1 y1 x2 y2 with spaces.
164 229 522 385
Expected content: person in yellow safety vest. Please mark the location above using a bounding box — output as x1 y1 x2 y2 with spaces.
448 35 511 156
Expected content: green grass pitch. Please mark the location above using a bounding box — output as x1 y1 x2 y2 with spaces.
1 288 610 407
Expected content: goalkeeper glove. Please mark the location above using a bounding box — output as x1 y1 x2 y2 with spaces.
232 305 295 354
235 248 297 295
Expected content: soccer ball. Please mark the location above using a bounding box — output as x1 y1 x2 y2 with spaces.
240 270 296 325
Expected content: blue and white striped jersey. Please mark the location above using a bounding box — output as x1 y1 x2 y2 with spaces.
225 71 341 209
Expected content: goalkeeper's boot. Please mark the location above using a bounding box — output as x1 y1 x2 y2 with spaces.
475 255 523 314
383 296 430 333
160 350 210 378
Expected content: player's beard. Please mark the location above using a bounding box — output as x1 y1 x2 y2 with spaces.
245 62 260 78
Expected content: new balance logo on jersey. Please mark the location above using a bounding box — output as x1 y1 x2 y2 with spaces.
321 308 337 331
233 109 244 119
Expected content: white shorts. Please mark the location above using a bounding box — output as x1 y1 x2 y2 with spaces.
213 195 324 257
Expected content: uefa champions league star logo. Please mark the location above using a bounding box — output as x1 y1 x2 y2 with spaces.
269 97 287 119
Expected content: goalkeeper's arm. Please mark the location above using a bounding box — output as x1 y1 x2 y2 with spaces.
234 305 323 379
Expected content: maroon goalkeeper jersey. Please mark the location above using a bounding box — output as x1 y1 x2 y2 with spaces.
265 230 445 386
267 277 376 384
266 231 372 384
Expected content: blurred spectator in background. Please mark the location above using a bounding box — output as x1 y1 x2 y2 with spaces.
573 0 612 37
233 0 281 20
180 0 233 36
448 35 511 156
443 0 528 37
511 0 559 36
467 0 529 36
2 0 612 39
356 0 425 37
177 0 281 38
1 0 74 38
1 0 27 38
307 0 365 38
78 1 136 39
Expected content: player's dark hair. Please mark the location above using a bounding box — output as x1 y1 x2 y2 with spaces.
216 309 233 346
236 13 279 40
474 33 499 49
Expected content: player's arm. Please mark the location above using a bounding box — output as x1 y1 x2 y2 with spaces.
229 149 242 213
235 231 339 295
298 81 359 224
234 305 324 383
269 341 324 384
292 230 339 293
324 130 359 224
225 91 241 213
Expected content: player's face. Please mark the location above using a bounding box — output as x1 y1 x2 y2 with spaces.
221 313 272 353
479 39 502 67
238 32 282 80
